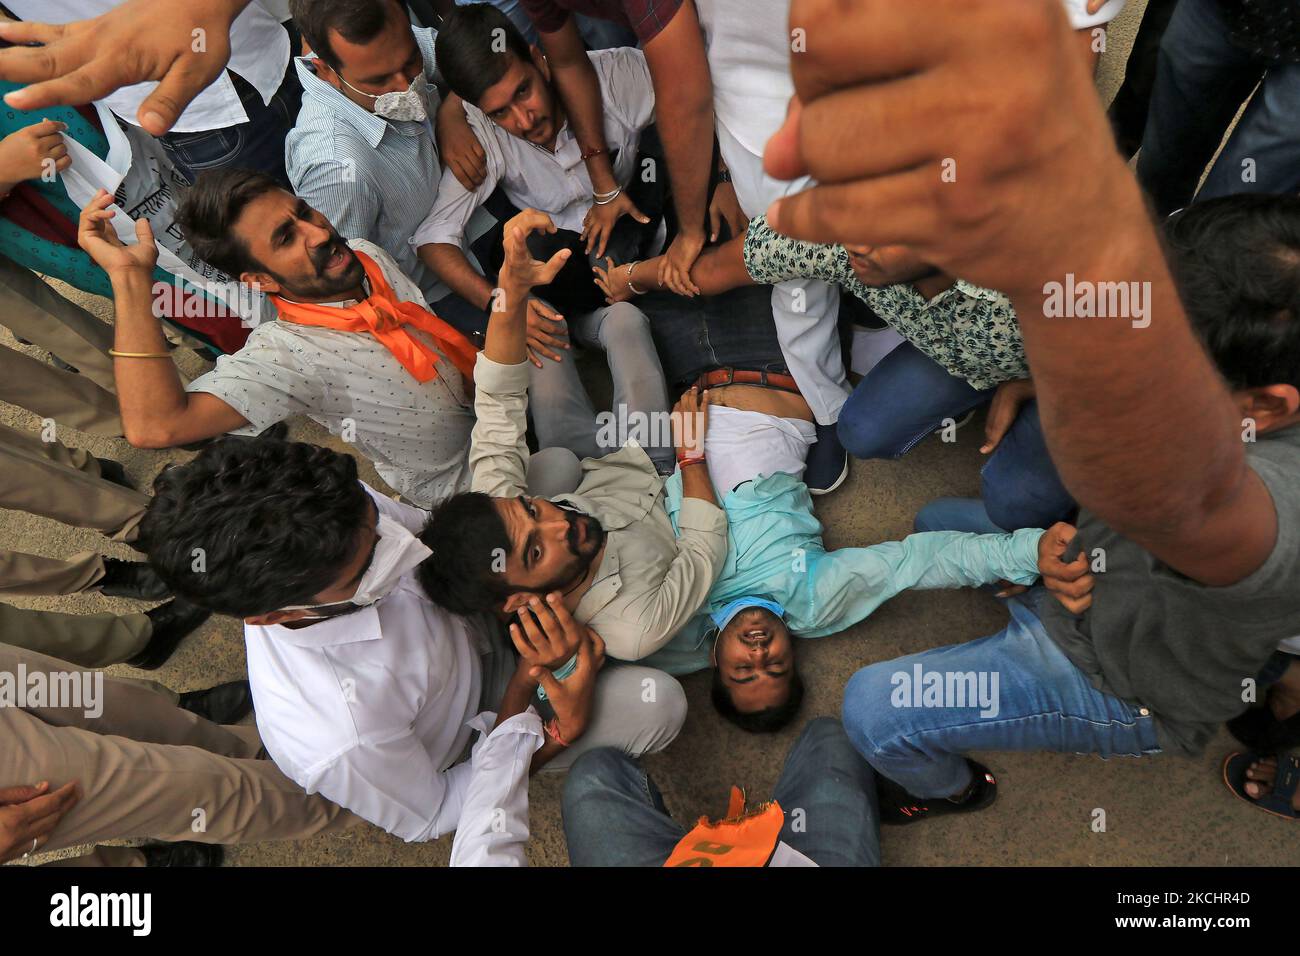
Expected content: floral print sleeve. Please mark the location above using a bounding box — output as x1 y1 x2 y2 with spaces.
742 214 857 287
741 214 1029 391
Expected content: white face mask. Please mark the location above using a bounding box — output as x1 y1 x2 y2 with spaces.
281 512 432 617
339 72 431 122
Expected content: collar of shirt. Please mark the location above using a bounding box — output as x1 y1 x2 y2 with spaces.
573 531 627 622
259 599 385 649
293 26 439 150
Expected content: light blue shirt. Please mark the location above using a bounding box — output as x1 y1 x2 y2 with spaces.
643 471 1044 675
285 26 448 305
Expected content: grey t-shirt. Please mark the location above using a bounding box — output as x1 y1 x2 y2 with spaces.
1042 424 1300 756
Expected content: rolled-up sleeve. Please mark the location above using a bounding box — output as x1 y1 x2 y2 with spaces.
469 354 532 497
449 710 545 867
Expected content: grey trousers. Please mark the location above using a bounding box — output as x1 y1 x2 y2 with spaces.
528 301 673 472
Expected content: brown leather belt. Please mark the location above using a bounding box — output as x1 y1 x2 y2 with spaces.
692 367 803 396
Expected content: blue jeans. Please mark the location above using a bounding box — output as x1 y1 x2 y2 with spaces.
842 597 1162 799
837 341 1073 530
562 717 881 866
159 55 303 187
640 284 789 391
1137 0 1300 216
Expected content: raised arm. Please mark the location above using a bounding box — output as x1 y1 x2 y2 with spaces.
764 0 1272 587
77 190 249 448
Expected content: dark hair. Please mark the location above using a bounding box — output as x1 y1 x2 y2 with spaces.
174 168 284 278
1163 194 1300 391
711 666 805 734
434 2 533 106
291 0 404 72
138 436 370 617
417 492 514 613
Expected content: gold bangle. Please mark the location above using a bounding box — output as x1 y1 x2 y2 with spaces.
108 349 173 359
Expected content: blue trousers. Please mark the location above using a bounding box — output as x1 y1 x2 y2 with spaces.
1137 0 1300 216
836 341 1074 530
562 717 881 866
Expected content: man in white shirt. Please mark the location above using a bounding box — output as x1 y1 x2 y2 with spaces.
0 0 303 185
416 4 674 473
137 434 687 843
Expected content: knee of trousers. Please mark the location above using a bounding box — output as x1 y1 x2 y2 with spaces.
835 407 910 460
561 746 639 816
599 302 653 350
525 447 584 498
842 662 918 763
629 670 687 754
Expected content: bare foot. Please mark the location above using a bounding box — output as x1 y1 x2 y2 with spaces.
1243 755 1300 811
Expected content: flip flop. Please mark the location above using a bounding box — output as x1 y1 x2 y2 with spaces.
1222 751 1300 821
876 758 997 825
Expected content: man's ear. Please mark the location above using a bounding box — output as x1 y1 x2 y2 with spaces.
241 270 281 296
246 609 315 626
1237 385 1300 434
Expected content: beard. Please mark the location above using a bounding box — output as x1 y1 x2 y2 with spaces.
271 237 366 302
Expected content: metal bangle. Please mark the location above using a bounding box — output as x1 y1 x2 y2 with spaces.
592 187 622 206
625 260 645 295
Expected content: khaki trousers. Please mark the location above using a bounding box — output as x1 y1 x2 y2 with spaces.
0 550 106 596
0 602 151 668
0 643 361 860
0 421 148 542
0 255 121 436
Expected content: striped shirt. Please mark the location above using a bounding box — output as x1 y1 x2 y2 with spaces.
285 26 449 306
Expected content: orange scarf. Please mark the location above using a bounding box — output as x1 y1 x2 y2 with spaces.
271 250 478 385
663 787 785 867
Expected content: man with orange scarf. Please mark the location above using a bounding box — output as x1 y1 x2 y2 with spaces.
77 169 484 508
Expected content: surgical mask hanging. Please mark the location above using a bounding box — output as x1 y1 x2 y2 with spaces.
339 72 432 122
281 512 432 616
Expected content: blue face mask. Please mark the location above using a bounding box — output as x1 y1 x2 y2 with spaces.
710 597 787 632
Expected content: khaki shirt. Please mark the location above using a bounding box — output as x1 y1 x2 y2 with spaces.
470 354 729 661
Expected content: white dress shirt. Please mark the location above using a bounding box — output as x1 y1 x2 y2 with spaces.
4 0 291 133
448 709 545 867
243 484 490 843
412 47 654 249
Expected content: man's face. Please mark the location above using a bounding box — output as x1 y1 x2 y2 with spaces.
712 607 795 713
492 495 604 608
235 190 365 301
320 0 424 111
844 244 933 288
475 50 557 148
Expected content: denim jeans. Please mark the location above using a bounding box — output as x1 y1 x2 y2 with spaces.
1137 0 1300 216
640 284 789 391
837 341 1074 530
159 56 303 188
562 717 881 866
842 596 1162 799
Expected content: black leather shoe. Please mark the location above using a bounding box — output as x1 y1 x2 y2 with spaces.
138 841 224 867
94 456 133 490
96 558 171 601
125 599 211 670
178 680 253 724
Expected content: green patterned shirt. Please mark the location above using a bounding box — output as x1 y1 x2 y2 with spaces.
743 215 1027 391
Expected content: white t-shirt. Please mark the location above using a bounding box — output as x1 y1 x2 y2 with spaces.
703 404 816 495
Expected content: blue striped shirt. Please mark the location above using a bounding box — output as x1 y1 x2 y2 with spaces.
285 26 449 305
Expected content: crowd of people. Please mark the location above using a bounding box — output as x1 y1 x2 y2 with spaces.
0 0 1298 868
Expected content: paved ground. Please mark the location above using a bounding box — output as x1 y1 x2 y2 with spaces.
6 1 1295 865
